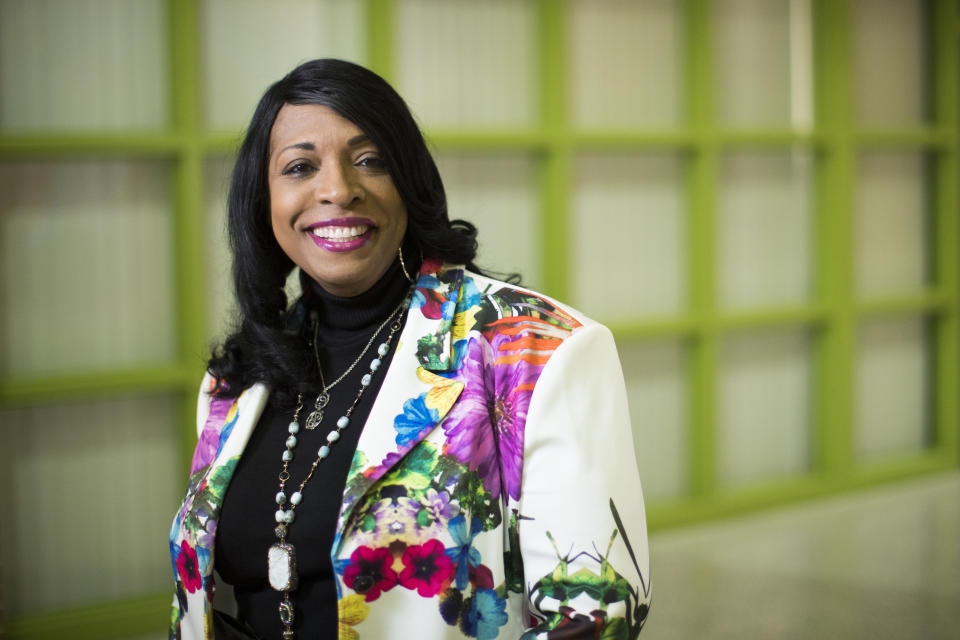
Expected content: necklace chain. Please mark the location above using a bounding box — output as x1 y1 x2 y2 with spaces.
303 303 404 430
267 290 411 640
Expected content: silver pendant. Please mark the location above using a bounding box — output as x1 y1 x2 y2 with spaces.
268 542 298 591
304 393 329 430
304 409 323 430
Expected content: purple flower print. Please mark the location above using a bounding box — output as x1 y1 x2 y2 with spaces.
422 489 459 524
442 334 538 501
196 517 216 549
189 395 234 474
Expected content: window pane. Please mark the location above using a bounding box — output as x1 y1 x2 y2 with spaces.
0 161 175 376
620 339 688 500
712 0 813 128
852 0 930 125
201 0 366 130
0 0 168 131
717 151 813 309
718 329 811 487
568 0 684 128
205 156 235 341
571 154 686 320
435 154 540 288
0 394 181 615
394 0 536 128
855 316 932 461
855 153 931 297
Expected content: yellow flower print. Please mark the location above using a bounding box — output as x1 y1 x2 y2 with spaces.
451 306 480 342
416 367 464 416
338 594 370 640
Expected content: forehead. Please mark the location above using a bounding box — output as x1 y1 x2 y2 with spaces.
269 103 366 153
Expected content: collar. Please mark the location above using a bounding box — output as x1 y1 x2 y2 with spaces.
408 258 466 372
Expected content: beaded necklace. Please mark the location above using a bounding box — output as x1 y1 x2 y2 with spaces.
267 290 410 640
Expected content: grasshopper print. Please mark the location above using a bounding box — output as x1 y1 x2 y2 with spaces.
523 500 650 639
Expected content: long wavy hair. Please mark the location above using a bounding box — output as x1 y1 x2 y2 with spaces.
208 59 484 396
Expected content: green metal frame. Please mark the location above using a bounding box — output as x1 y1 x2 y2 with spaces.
0 1 956 638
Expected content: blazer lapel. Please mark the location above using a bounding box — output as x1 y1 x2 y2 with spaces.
177 382 268 554
336 261 467 533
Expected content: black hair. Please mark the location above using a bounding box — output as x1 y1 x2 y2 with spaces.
208 58 489 396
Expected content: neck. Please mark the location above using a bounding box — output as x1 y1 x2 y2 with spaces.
301 259 411 333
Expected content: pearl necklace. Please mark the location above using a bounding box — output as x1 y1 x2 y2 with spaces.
268 291 410 640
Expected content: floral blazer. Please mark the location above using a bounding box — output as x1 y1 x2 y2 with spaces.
169 260 651 640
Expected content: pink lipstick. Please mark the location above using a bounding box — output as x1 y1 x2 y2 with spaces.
306 217 375 252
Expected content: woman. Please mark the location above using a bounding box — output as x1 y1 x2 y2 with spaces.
169 59 650 640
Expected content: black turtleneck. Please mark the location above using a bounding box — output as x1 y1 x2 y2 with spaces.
215 260 412 640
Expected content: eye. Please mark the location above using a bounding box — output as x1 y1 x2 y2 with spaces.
356 154 386 170
281 161 316 177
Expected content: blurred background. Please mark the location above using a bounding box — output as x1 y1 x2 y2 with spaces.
0 0 957 638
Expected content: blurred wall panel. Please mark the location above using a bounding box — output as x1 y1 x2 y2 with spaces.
0 161 175 376
394 0 536 128
0 0 168 131
717 151 813 309
202 0 366 130
571 153 686 321
852 0 929 126
620 340 688 500
854 152 931 298
712 0 811 128
0 394 180 615
718 329 811 487
855 317 931 461
204 156 235 341
568 0 684 128
434 153 540 287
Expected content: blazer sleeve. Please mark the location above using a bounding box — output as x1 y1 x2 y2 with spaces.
516 322 651 638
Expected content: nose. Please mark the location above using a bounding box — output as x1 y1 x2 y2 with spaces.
314 161 362 207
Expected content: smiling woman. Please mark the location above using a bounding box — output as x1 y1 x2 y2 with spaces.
168 59 650 640
268 104 408 297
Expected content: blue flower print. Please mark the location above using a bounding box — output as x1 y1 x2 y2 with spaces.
463 588 508 640
445 514 482 589
394 394 438 447
458 276 484 310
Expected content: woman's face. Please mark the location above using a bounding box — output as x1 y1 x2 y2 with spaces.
268 103 408 297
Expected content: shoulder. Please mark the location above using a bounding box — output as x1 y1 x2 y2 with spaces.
456 265 600 335
441 265 609 373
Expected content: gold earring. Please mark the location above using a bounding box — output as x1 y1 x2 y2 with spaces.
398 246 415 283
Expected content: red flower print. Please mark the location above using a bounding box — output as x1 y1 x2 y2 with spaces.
343 545 399 602
176 540 202 593
399 539 455 597
470 563 494 590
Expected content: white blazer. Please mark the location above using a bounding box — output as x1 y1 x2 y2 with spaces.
169 261 651 639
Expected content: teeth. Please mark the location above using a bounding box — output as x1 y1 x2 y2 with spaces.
311 225 369 240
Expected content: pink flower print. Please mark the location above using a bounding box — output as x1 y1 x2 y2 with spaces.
176 540 202 593
399 539 455 597
343 545 399 602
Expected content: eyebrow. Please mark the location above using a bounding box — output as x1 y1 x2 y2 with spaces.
277 134 371 156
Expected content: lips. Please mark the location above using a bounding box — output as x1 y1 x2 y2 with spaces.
306 217 375 252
